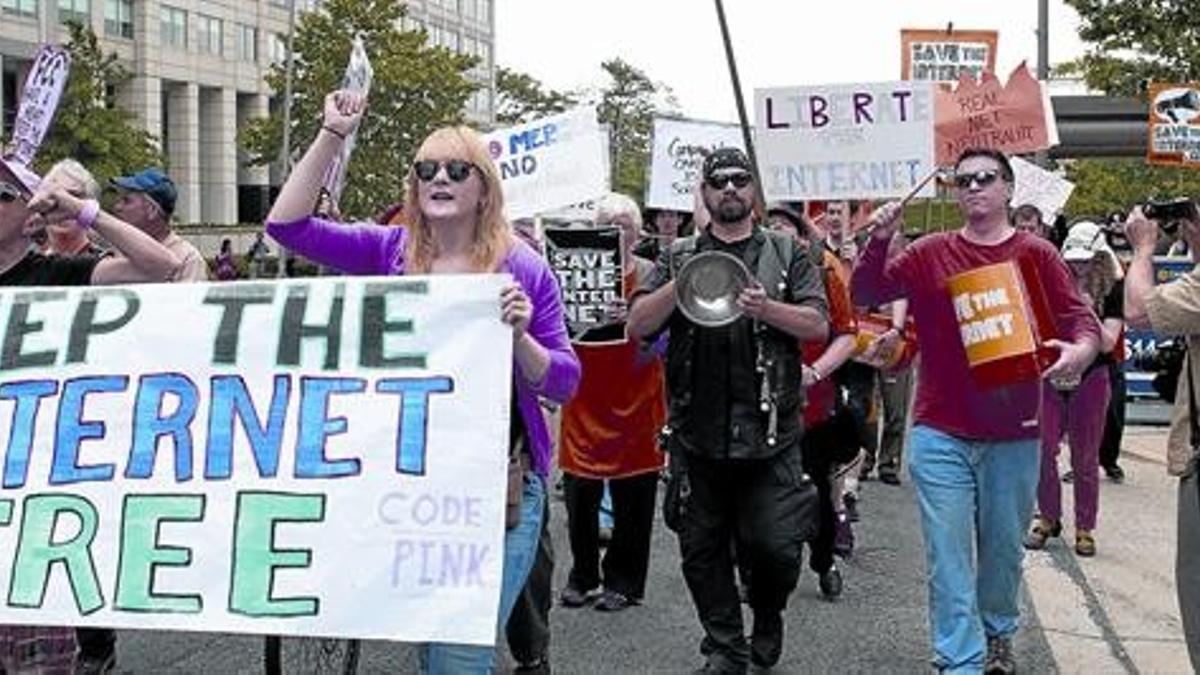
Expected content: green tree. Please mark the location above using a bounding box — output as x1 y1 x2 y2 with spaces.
1056 0 1200 217
591 58 679 203
1058 0 1200 97
494 67 576 127
240 0 478 219
35 21 163 188
1064 158 1200 218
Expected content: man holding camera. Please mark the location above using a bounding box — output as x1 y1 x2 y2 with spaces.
1125 202 1200 669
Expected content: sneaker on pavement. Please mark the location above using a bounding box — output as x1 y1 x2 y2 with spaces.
984 636 1015 675
78 654 116 675
1076 529 1097 557
1104 464 1125 483
559 585 601 608
879 472 901 486
1023 515 1061 550
818 566 843 600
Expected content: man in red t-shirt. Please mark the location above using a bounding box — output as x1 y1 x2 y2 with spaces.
852 148 1100 674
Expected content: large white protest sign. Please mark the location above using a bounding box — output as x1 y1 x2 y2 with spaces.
485 107 609 219
755 82 937 201
0 276 512 645
9 44 70 166
647 117 744 211
1010 156 1075 221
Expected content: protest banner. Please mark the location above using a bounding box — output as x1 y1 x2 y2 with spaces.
0 276 512 645
934 63 1057 165
646 117 744 212
8 44 70 166
1147 83 1200 167
544 226 625 344
484 107 609 219
755 81 937 201
901 29 998 84
1010 156 1075 221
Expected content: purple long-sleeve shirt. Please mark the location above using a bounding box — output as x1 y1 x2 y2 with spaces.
266 216 580 476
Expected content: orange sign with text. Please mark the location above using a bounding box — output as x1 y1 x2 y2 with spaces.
901 29 998 84
934 63 1052 165
947 262 1042 386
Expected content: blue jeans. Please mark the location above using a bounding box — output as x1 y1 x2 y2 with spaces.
908 425 1039 674
421 472 545 674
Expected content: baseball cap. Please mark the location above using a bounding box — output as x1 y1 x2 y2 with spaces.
0 156 42 198
111 167 177 216
1061 221 1113 262
702 147 753 180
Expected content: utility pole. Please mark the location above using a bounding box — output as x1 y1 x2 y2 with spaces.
1035 0 1050 168
714 0 766 208
277 0 299 278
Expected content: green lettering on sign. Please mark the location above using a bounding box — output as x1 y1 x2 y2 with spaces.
229 491 325 617
9 494 103 614
115 494 205 614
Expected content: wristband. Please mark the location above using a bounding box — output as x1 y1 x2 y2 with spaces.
322 125 347 140
805 364 823 382
76 199 100 230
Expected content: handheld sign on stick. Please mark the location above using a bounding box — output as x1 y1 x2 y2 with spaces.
323 35 373 205
7 44 71 165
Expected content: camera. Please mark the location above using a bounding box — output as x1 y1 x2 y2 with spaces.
1144 198 1198 233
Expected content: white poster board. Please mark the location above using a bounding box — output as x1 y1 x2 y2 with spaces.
485 107 609 219
0 277 512 645
646 117 744 211
754 81 937 201
1010 156 1075 221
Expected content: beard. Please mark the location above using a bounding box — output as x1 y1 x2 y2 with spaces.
710 194 751 224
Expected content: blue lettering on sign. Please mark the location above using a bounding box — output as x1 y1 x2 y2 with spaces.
376 377 455 476
126 373 200 482
51 376 128 485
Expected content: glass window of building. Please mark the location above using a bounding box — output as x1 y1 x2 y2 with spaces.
198 14 223 56
237 24 258 63
105 0 134 38
161 6 188 49
58 0 89 25
2 0 37 18
269 33 288 64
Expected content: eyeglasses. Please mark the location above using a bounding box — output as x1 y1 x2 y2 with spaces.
953 170 1001 190
413 159 476 183
0 182 24 203
705 172 753 190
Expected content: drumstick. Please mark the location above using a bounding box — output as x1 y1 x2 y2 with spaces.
900 166 943 207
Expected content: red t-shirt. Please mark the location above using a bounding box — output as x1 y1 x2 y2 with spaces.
851 230 1100 440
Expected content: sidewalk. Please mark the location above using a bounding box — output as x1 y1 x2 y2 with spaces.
1022 425 1192 674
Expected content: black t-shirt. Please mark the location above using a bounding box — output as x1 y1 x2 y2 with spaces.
1094 279 1124 368
0 251 99 287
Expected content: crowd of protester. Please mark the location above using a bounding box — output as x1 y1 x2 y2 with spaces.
3 83 1199 674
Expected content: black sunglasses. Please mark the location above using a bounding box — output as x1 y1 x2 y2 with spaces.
413 159 476 183
705 172 753 190
0 181 23 203
953 170 1001 190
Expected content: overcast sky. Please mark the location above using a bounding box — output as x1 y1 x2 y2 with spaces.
495 1 1090 123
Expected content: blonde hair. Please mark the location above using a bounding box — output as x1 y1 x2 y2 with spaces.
402 126 512 273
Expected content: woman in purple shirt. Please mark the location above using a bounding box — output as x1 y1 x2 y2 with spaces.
266 90 580 672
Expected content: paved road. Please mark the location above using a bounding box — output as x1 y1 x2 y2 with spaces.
114 463 1059 673
110 420 1193 674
